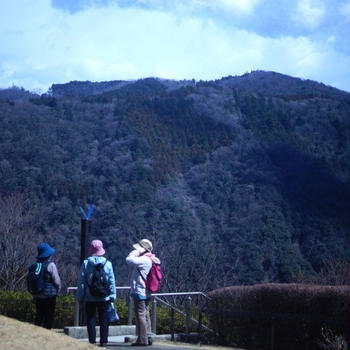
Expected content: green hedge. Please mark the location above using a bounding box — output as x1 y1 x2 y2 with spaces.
207 283 350 350
0 290 202 334
150 303 207 335
0 290 129 329
0 290 75 328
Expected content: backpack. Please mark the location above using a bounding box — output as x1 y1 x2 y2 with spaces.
139 257 162 293
27 261 48 294
88 260 111 297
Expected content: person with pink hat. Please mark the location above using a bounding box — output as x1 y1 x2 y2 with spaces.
77 239 116 347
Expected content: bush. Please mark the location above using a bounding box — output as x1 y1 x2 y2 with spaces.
206 283 350 350
0 290 35 323
114 298 128 324
0 290 207 335
0 290 133 329
0 290 75 328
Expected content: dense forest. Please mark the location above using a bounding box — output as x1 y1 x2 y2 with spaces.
0 70 349 292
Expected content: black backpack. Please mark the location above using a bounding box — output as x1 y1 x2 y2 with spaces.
27 261 48 294
88 260 111 297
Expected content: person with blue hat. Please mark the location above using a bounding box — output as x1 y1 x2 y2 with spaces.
31 242 61 329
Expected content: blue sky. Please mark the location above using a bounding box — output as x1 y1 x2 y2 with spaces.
0 0 349 93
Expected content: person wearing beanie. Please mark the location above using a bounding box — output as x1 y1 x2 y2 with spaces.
32 242 61 329
76 239 116 347
126 239 160 346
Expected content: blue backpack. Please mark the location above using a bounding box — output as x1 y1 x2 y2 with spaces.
27 261 48 294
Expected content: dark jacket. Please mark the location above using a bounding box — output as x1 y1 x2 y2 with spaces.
33 259 61 299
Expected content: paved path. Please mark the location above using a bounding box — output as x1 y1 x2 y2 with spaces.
80 336 240 350
104 342 199 350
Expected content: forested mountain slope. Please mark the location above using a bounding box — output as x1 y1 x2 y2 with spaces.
0 71 348 291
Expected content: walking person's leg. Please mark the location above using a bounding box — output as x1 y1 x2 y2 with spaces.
43 297 56 329
98 302 109 346
133 298 141 343
133 298 148 345
86 302 97 344
35 298 45 327
145 299 152 345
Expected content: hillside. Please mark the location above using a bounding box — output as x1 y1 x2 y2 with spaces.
0 71 348 292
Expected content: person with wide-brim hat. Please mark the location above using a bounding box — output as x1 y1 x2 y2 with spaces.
31 242 61 329
126 239 161 346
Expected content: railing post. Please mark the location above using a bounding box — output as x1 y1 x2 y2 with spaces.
151 298 157 334
128 296 133 325
185 296 192 335
270 317 275 350
197 310 202 335
74 299 80 326
170 308 175 341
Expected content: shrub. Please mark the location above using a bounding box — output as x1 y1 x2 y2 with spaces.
0 290 35 323
0 290 133 329
206 283 350 350
0 290 207 335
0 290 75 328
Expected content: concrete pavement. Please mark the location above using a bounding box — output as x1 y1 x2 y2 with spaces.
78 335 241 350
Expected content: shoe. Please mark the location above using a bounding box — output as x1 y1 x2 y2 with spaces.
131 342 147 346
148 337 152 346
99 343 108 347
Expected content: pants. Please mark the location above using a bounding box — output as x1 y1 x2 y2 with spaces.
35 297 56 329
86 301 109 345
134 298 151 345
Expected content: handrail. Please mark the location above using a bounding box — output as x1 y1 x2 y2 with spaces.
150 291 209 298
67 286 131 292
67 286 213 336
154 296 214 333
67 286 131 326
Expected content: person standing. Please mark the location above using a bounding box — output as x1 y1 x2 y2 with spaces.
126 239 160 346
76 239 116 347
32 242 61 329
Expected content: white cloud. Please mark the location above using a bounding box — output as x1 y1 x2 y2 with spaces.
209 0 261 14
180 0 261 15
0 0 348 92
293 0 325 29
82 58 137 79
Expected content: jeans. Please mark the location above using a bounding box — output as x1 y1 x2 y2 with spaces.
35 297 56 329
86 301 109 344
134 298 151 345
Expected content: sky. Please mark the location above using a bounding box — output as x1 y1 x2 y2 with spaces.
0 0 349 93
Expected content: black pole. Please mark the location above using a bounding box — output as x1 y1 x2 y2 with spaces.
80 219 91 264
79 218 91 326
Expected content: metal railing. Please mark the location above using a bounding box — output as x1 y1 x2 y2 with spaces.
67 286 130 327
150 292 214 340
67 287 214 336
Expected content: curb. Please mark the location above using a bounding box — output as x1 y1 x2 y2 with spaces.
64 325 136 339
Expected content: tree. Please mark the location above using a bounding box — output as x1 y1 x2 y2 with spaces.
0 194 42 291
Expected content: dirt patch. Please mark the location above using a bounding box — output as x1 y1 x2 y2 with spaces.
0 315 96 350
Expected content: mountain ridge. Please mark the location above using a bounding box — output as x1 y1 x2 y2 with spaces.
0 70 348 291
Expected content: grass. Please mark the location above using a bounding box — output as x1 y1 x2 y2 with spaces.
0 315 96 350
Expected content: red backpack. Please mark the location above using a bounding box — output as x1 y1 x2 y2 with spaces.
138 256 162 293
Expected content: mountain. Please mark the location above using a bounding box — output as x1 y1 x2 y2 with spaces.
0 71 348 291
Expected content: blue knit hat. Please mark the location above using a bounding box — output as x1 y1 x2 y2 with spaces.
37 243 55 259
